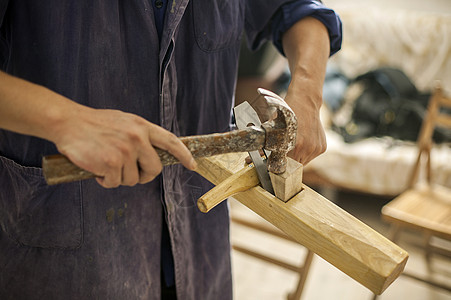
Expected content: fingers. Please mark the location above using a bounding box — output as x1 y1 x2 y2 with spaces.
148 124 197 171
93 154 125 188
94 147 162 188
121 159 140 186
283 90 327 166
100 126 192 187
96 127 193 188
289 125 327 165
289 137 326 166
136 145 163 184
58 109 195 189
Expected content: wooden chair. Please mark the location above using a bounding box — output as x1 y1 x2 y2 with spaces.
380 85 451 293
231 213 314 300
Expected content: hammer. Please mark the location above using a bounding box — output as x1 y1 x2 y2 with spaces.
42 89 298 185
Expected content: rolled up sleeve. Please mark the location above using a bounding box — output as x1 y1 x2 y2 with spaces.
272 0 342 56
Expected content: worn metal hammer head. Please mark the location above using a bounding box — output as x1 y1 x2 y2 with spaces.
256 88 297 174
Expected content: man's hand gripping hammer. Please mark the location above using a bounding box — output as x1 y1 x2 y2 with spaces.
42 89 302 209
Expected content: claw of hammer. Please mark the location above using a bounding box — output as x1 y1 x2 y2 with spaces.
257 88 297 174
198 88 303 212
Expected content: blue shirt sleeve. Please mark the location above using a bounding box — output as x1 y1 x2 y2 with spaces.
272 0 342 57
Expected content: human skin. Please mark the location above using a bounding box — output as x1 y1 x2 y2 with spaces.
0 16 330 187
282 17 330 165
0 70 197 188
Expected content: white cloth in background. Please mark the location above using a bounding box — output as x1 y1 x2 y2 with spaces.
306 130 451 196
330 9 451 94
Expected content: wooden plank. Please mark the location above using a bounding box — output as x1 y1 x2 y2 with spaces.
195 153 409 295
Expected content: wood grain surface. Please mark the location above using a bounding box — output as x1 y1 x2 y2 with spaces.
195 152 409 295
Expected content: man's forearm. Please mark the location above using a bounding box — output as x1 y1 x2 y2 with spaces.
282 16 330 108
0 70 85 144
280 17 331 164
0 70 196 187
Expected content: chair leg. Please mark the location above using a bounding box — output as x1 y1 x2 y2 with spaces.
385 227 451 293
287 250 314 300
423 232 433 267
387 224 402 243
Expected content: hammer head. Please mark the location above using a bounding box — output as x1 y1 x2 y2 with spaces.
257 88 297 174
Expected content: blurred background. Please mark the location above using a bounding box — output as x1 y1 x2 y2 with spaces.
231 1 451 299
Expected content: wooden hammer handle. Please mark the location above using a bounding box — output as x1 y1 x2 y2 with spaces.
42 127 266 185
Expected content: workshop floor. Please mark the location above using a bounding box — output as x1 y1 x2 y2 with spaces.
230 190 451 300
